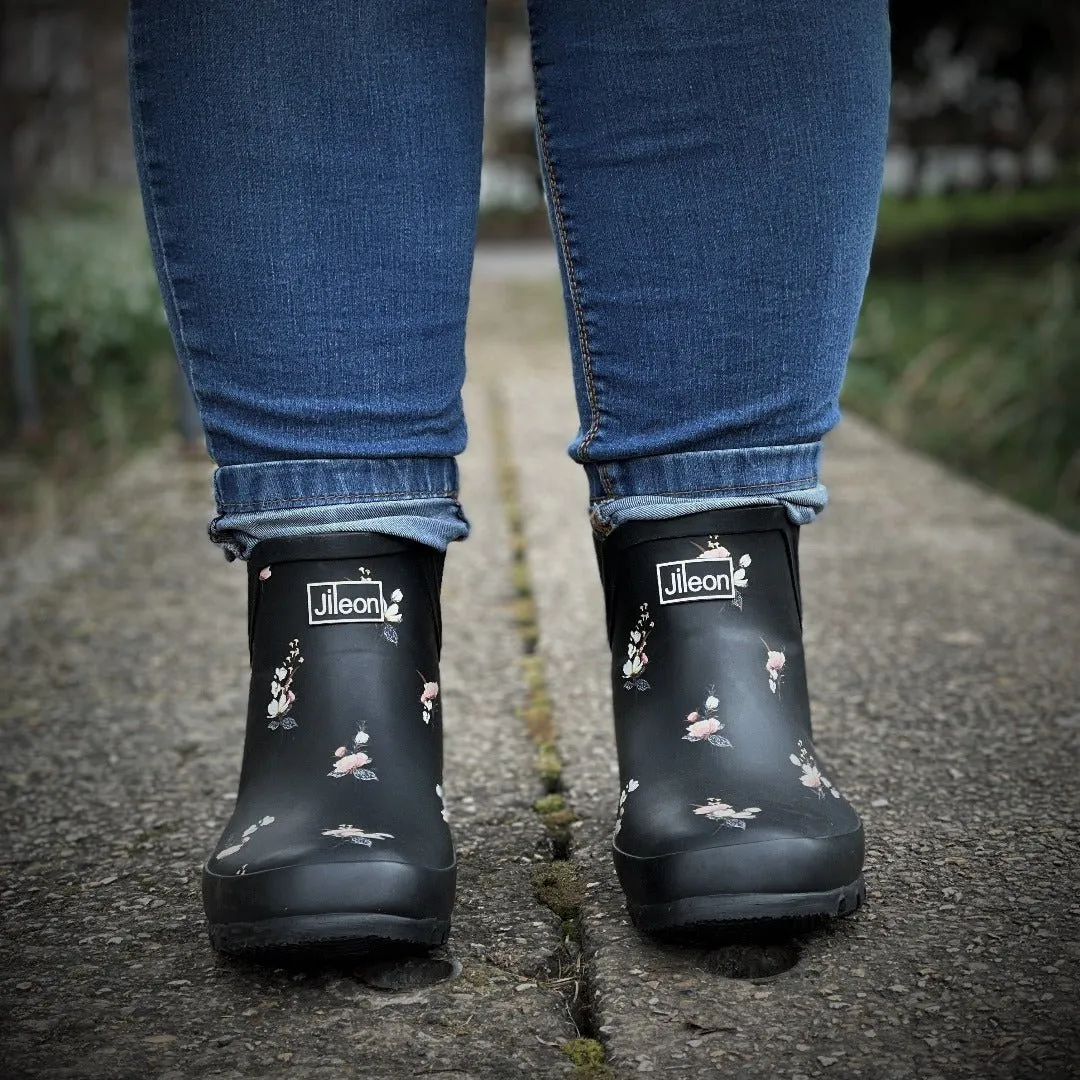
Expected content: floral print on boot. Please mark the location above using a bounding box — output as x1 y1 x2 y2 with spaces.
596 507 865 934
202 532 454 957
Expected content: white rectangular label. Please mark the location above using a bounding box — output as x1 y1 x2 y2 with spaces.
655 558 735 605
307 580 386 625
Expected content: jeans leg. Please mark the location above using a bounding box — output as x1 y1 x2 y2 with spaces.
128 0 486 555
526 0 890 530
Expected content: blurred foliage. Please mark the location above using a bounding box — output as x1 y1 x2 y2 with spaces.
874 181 1080 247
0 193 174 471
847 256 1080 530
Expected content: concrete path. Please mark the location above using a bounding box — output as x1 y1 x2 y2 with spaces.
2 273 1079 1079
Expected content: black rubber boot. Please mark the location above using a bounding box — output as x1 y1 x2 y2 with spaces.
202 533 455 956
596 507 864 934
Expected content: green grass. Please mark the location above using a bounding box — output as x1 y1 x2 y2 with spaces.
847 258 1080 530
873 181 1080 248
0 192 175 468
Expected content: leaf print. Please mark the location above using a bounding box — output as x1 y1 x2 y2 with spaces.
790 740 842 799
215 816 276 860
419 677 439 724
683 689 732 748
266 640 303 731
613 778 640 839
322 825 394 847
622 604 654 691
382 624 399 646
692 799 762 829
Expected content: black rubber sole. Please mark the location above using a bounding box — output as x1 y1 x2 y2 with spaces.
628 875 866 935
208 912 450 959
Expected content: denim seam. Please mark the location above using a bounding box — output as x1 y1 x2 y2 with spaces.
530 31 607 489
128 25 214 460
217 489 459 513
588 474 818 504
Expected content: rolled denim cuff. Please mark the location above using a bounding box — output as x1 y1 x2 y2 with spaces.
588 485 828 533
584 443 827 532
214 456 460 514
583 442 821 503
209 457 468 558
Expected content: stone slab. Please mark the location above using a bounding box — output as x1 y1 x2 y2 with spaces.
504 373 1080 1080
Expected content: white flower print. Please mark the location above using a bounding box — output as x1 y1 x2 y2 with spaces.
613 778 640 838
790 740 842 799
322 825 395 847
328 728 378 781
267 640 303 730
692 799 762 830
692 537 751 608
381 585 403 644
436 783 450 823
622 604 654 691
762 639 786 694
215 815 276 863
420 676 439 724
353 567 404 644
682 689 732 747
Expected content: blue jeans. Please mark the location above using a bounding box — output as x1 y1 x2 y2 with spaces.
129 0 889 556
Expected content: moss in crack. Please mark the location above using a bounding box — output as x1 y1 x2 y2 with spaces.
534 793 577 850
532 861 584 922
534 740 563 792
562 1038 613 1079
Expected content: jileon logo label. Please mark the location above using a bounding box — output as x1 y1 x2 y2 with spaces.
656 558 735 605
307 580 385 625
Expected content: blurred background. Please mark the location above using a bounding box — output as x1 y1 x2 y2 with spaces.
1 0 1078 543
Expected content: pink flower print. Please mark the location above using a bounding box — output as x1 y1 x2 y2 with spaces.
692 799 762 829
682 690 731 747
686 716 722 740
762 640 786 694
622 605 653 691
258 566 272 581
267 639 303 730
419 677 439 724
329 729 377 780
789 740 841 799
322 825 394 847
699 545 729 560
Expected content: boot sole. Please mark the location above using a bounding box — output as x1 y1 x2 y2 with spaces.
628 875 865 935
208 912 450 958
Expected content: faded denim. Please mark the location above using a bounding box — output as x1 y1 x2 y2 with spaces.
129 0 890 555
